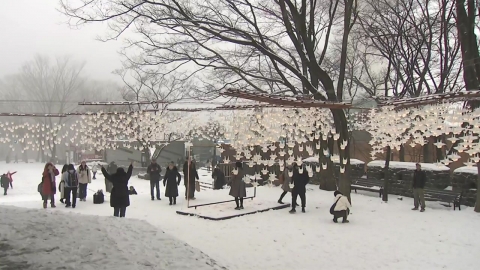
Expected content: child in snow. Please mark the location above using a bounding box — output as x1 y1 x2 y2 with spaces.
129 186 137 195
331 191 352 223
1 174 10 195
92 164 98 180
6 171 16 188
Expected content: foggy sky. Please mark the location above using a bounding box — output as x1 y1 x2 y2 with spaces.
0 0 123 82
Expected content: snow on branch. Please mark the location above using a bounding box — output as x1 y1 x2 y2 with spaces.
220 88 352 109
378 91 480 108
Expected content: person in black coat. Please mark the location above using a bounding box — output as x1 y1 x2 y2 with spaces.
212 166 225 190
412 163 427 212
183 157 199 200
289 163 309 214
101 162 133 218
163 161 182 205
147 159 162 201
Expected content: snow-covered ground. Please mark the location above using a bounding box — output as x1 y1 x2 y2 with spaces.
1 163 480 269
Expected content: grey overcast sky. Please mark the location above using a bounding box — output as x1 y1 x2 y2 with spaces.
0 0 124 82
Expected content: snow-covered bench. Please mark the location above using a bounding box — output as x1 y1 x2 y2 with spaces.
422 188 463 211
351 178 384 197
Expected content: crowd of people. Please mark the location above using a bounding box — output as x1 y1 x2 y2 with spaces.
29 158 430 223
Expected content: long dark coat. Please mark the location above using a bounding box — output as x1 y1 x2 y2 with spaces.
212 168 225 189
291 167 309 193
229 168 247 198
101 165 133 208
183 162 199 185
163 166 181 197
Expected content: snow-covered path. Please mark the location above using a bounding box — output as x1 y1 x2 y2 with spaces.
1 163 480 269
0 206 224 270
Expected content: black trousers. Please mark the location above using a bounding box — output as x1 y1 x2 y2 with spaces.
150 180 160 199
168 197 177 204
114 207 126 217
64 187 78 206
43 194 55 205
79 183 88 199
234 197 244 207
333 210 348 222
291 189 306 209
9 182 12 188
3 187 7 195
93 172 97 179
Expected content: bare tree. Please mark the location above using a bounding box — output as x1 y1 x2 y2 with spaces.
61 0 359 199
357 0 462 98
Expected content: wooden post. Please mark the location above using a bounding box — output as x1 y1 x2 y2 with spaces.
382 146 391 202
187 146 191 208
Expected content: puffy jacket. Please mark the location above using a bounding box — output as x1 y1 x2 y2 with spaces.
62 170 79 188
333 194 352 211
77 165 91 184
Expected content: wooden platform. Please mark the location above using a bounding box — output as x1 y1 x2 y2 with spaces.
176 200 290 221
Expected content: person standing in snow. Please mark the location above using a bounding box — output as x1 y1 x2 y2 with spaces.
105 161 117 193
289 163 309 213
229 161 247 210
62 164 79 208
6 171 16 189
92 163 98 180
59 164 69 204
278 165 293 204
183 157 199 200
1 174 10 195
331 191 351 223
77 161 92 201
101 161 133 218
147 159 162 200
412 163 427 212
163 161 181 205
41 163 59 208
211 165 225 190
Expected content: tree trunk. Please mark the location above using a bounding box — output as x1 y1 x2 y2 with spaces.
399 144 405 162
383 146 391 202
332 109 351 202
319 135 336 191
422 138 430 163
475 163 480 212
435 135 445 162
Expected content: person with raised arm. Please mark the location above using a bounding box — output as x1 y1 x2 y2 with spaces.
101 161 134 217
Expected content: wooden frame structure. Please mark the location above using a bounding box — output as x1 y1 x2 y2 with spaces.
378 90 480 109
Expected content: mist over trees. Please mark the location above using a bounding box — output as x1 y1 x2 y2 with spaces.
0 55 123 161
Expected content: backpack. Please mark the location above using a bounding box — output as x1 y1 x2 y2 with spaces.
93 190 104 204
68 172 78 187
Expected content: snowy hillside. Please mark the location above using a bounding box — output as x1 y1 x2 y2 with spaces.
0 206 224 270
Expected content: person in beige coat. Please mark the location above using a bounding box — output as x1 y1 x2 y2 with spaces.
332 191 352 223
77 161 92 201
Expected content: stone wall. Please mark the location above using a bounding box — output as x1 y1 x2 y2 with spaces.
452 167 478 207
366 161 451 197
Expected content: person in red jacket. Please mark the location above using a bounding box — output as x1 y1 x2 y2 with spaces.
6 171 16 188
41 163 59 209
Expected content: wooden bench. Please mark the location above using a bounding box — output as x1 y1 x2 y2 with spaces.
351 178 384 197
198 181 213 190
422 188 462 211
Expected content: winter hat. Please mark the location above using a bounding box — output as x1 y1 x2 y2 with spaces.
334 190 342 197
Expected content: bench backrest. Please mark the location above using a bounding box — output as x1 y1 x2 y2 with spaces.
352 178 383 186
423 188 461 198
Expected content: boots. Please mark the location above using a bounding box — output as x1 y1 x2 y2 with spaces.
302 207 305 213
50 203 56 208
43 202 47 209
173 198 177 205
